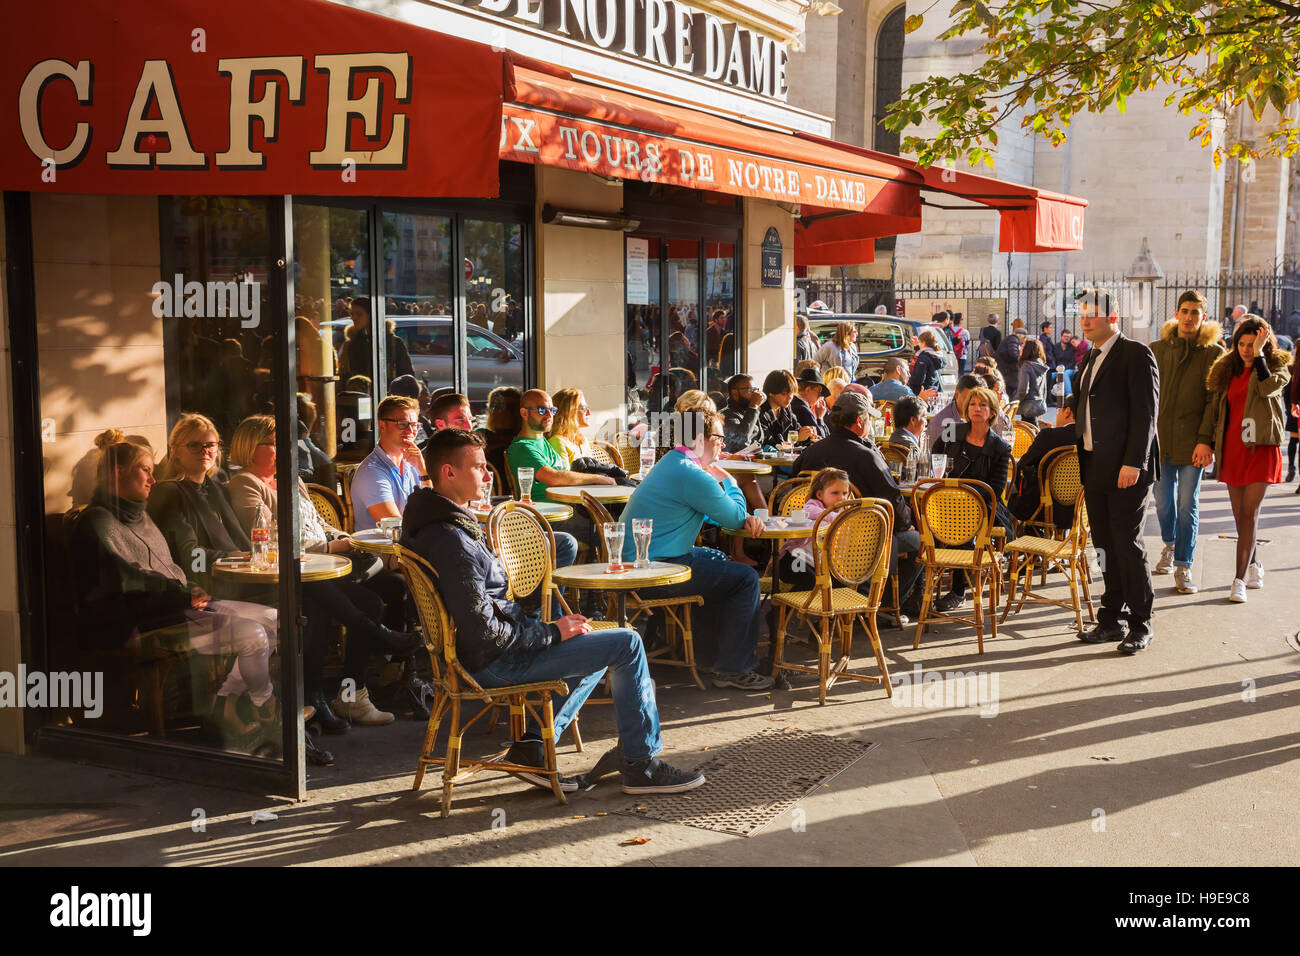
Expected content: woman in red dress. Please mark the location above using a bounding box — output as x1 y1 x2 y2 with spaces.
1206 316 1292 603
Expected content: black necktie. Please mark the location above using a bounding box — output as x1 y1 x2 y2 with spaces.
1075 347 1101 441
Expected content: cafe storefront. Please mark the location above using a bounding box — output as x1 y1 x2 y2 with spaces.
0 0 1085 795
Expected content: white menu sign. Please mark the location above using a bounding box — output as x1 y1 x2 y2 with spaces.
626 237 649 304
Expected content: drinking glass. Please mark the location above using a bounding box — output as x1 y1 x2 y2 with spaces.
379 516 402 542
786 430 799 447
517 467 534 503
931 453 949 478
478 472 494 511
632 518 653 569
603 522 626 571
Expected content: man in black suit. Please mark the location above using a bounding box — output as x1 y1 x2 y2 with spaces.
1073 289 1160 653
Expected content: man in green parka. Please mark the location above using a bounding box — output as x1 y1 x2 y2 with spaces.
1149 290 1226 594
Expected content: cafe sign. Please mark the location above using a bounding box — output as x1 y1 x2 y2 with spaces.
465 0 790 101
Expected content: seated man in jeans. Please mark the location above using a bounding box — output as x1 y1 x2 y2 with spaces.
403 428 703 795
618 409 773 690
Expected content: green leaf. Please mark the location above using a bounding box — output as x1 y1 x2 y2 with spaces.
905 14 924 34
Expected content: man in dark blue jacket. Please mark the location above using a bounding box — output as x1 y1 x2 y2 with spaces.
402 429 703 795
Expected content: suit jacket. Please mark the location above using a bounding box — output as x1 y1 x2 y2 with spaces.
1074 332 1160 491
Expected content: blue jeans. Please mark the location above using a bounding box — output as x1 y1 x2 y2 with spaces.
651 547 761 675
1153 459 1203 568
554 532 577 569
471 627 661 762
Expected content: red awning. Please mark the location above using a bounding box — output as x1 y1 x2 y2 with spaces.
911 165 1087 253
789 133 1088 261
501 66 922 213
1 0 511 196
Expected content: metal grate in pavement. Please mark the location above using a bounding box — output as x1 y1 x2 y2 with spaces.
616 729 877 837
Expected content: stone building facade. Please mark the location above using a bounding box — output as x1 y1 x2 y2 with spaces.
786 1 1298 283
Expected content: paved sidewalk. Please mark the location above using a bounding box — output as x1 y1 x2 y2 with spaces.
2 482 1298 866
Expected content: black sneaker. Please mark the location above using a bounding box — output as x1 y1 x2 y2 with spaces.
711 670 776 690
502 738 579 793
621 757 706 795
934 591 966 613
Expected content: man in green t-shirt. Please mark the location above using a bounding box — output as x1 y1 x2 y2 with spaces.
506 389 615 503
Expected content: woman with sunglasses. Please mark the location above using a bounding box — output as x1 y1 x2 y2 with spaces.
227 415 421 729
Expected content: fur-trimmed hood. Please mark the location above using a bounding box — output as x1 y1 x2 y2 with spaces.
1206 345 1293 393
1159 318 1222 348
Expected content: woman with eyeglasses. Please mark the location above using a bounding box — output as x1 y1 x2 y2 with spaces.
227 415 421 730
147 413 248 595
547 387 596 467
475 386 522 481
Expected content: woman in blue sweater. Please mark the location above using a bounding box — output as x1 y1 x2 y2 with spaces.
619 409 772 690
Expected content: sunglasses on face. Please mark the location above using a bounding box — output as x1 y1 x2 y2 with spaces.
185 441 223 454
525 405 557 416
382 419 420 432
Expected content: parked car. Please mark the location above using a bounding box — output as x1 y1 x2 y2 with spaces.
320 315 523 406
806 310 958 393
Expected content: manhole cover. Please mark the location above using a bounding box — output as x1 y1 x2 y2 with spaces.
616 728 877 837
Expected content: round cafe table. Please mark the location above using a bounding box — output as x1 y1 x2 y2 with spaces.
213 552 351 583
545 485 633 506
550 561 690 627
753 454 798 468
717 459 772 477
349 528 399 556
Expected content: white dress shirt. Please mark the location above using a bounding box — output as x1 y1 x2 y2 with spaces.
1080 330 1120 452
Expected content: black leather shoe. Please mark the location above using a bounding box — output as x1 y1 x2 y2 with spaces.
372 626 421 655
1078 622 1127 644
308 693 350 734
1118 629 1153 654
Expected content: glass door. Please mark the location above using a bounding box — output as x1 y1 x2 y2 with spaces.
626 235 740 416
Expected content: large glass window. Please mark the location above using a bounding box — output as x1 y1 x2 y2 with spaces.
35 194 293 768
462 218 526 409
293 204 370 466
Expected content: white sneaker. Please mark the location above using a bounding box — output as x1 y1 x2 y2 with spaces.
1153 545 1174 574
1229 578 1248 603
1173 567 1197 594
1245 562 1264 589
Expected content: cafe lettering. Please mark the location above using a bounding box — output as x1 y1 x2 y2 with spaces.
466 0 790 100
19 53 413 171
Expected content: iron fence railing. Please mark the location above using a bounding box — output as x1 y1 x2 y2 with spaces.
797 271 1300 341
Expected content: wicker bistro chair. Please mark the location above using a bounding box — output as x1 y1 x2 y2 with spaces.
1011 420 1039 460
396 546 572 816
879 443 911 470
306 483 347 531
1001 490 1095 632
486 501 620 739
337 462 360 533
1019 446 1080 539
613 433 641 473
579 492 706 690
770 499 894 705
589 440 621 468
912 478 1001 653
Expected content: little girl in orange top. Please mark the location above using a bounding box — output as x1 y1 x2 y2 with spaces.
778 468 852 591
